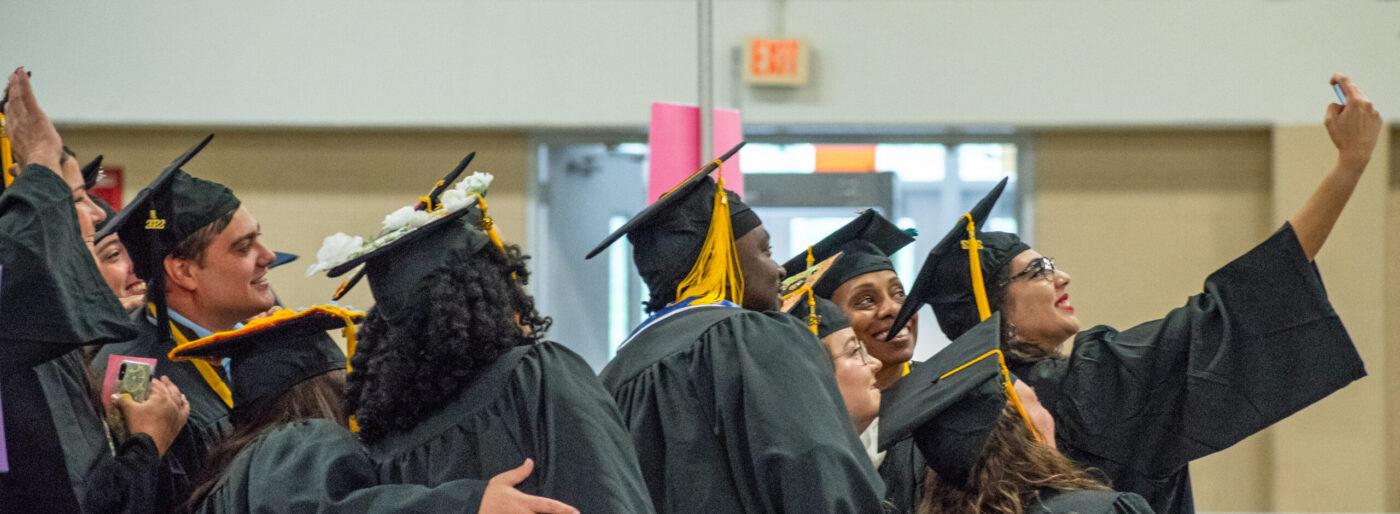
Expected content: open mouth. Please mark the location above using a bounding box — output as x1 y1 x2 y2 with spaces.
1055 294 1074 312
876 326 912 345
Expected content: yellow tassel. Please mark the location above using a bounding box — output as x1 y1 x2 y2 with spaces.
1 113 14 186
961 214 991 321
674 160 744 307
470 193 507 254
348 416 360 433
956 215 1042 443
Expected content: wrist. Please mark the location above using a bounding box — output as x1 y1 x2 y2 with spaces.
1335 154 1370 174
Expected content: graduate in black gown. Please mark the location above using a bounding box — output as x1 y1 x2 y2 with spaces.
880 314 1153 514
311 165 645 513
0 68 188 514
779 211 927 512
885 74 1380 514
589 147 884 513
169 306 496 513
91 134 275 513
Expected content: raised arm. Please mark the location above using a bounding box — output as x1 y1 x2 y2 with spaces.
1289 73 1383 261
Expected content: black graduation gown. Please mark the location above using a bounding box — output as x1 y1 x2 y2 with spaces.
369 341 654 514
92 315 233 513
600 305 885 514
877 436 923 514
194 419 486 513
1027 489 1156 514
0 164 146 513
1012 224 1366 514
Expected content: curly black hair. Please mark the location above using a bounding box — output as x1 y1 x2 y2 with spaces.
346 243 552 443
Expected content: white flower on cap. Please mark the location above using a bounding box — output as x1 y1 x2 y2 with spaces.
306 233 366 277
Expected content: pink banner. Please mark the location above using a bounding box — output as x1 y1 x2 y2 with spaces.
646 102 744 203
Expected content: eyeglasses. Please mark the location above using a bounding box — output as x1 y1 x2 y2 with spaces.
1006 257 1057 284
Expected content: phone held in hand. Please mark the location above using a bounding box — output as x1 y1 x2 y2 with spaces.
1333 83 1347 106
116 361 154 402
101 354 158 408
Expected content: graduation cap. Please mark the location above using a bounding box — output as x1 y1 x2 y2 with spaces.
310 153 499 302
585 142 759 309
96 134 229 345
270 252 298 269
308 156 500 323
779 251 842 336
784 291 850 340
169 305 363 418
781 209 915 299
80 155 104 190
888 177 1028 341
877 313 1039 487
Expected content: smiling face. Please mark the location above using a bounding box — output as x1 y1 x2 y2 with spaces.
1000 249 1078 349
821 326 882 432
735 225 786 312
93 233 145 302
830 270 918 376
168 207 277 329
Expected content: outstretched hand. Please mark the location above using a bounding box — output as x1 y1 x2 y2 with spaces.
4 67 62 172
1324 74 1382 171
480 459 579 514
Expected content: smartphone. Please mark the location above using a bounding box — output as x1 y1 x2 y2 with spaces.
1333 83 1347 106
115 360 153 403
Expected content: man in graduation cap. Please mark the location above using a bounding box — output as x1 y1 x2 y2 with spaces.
885 74 1377 514
0 68 189 514
591 147 885 513
90 134 280 513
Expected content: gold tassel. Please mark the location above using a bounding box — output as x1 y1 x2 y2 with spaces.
674 160 744 307
470 193 506 253
960 213 1041 443
1 113 14 186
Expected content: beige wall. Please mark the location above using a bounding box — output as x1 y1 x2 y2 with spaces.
1035 128 1398 512
59 127 530 313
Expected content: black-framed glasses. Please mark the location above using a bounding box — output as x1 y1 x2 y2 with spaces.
1006 257 1056 284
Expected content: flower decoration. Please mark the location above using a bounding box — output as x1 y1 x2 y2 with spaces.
306 171 495 277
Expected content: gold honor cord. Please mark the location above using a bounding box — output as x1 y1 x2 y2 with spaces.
674 160 744 307
959 214 1041 442
150 304 234 408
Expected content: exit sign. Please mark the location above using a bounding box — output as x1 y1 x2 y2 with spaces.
744 38 808 86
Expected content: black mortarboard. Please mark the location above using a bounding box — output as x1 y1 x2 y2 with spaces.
782 209 915 299
877 313 1009 488
329 206 493 324
95 135 228 345
586 142 759 307
169 306 362 418
779 252 842 336
270 251 298 269
784 292 850 339
888 178 1029 341
320 152 483 302
80 155 103 190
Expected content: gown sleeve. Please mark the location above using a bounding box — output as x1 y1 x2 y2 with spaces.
517 342 656 514
701 311 886 513
1018 224 1365 491
227 420 487 513
0 164 135 366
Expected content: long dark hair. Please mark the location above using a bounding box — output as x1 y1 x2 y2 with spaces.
186 370 347 511
346 244 551 443
917 404 1107 514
